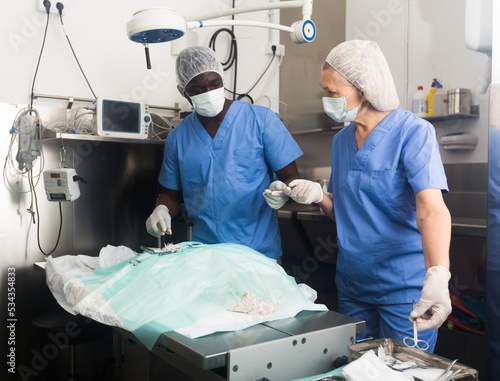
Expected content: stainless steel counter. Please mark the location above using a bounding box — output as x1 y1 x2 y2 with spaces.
277 203 334 223
277 204 486 237
276 203 338 267
450 217 487 237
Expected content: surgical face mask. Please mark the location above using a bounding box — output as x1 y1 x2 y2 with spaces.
322 88 361 123
189 87 225 117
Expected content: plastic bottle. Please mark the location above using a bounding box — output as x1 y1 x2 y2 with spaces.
427 87 437 117
412 86 427 117
427 78 443 117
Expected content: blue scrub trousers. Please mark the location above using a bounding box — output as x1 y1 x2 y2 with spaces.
338 297 438 353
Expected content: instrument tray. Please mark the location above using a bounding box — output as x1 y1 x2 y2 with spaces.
348 338 478 380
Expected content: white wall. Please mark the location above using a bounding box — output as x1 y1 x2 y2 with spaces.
346 0 490 164
493 0 500 84
346 0 408 110
1 0 284 111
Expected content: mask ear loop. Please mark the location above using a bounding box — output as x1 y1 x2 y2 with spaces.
345 87 363 111
345 87 356 99
183 90 194 108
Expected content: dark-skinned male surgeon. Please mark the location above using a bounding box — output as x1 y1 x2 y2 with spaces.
146 46 302 260
264 40 452 351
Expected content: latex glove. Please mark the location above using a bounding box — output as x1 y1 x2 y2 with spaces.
263 180 290 209
146 205 172 237
410 266 452 331
285 179 324 204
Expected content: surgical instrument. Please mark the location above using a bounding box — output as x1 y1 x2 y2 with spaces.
435 359 459 381
404 302 430 350
130 253 152 266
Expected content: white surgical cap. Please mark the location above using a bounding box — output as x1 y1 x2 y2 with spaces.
325 40 399 111
176 46 225 95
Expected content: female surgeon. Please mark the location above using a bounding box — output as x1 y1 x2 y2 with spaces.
264 40 452 352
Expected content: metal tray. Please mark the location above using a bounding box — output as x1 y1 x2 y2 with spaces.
348 338 478 380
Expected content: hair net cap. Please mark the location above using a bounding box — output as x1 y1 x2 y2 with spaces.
176 46 225 95
325 40 399 111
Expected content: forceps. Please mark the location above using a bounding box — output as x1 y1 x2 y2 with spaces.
435 359 460 381
404 302 430 350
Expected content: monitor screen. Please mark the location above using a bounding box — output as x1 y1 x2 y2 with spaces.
101 100 141 133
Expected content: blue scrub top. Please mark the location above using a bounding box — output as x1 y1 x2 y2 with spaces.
328 108 448 303
159 100 303 259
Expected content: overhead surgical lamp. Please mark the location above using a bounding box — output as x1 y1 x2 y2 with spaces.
126 0 316 69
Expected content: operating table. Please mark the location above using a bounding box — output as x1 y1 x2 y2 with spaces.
35 261 364 380
115 310 364 381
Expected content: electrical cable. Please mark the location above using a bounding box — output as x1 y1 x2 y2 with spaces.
235 94 254 103
262 54 283 96
208 1 278 104
255 54 284 107
229 0 237 99
32 169 63 256
30 7 50 113
41 106 94 134
209 28 238 100
151 113 175 129
70 110 95 134
7 1 62 256
231 50 276 102
56 2 97 99
244 51 275 94
149 113 174 140
209 0 238 100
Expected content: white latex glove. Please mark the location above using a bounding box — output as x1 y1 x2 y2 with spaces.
146 205 172 237
263 180 290 209
410 266 452 331
284 179 324 204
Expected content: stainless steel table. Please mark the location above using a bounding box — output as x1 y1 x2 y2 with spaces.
141 310 364 381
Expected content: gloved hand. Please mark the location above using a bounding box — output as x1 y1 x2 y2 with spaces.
146 205 172 237
263 180 290 209
410 266 452 331
284 179 324 204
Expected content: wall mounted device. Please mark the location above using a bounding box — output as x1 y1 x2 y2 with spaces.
96 97 151 140
465 0 492 53
125 0 315 68
438 132 479 151
43 168 81 201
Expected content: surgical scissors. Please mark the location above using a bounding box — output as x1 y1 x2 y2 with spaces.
404 302 430 350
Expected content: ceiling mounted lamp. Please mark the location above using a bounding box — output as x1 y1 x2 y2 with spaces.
126 0 316 69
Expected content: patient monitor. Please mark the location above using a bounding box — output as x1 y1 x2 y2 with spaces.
96 97 151 139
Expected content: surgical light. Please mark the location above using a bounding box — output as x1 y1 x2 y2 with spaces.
126 0 316 69
127 8 187 44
